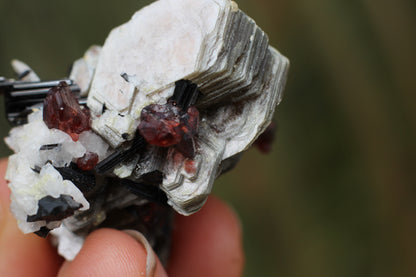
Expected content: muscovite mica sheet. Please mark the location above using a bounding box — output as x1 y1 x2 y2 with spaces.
1 0 289 261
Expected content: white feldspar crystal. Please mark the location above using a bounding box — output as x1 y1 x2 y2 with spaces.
69 45 102 96
78 131 109 161
7 159 89 234
51 225 85 261
5 110 95 233
91 110 138 148
11 59 40 82
5 110 86 167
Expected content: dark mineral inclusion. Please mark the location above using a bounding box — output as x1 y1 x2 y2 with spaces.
27 194 83 223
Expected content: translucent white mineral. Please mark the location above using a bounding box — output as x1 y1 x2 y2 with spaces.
69 46 102 96
11 59 40 82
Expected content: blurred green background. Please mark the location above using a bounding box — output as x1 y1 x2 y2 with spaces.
1 0 415 276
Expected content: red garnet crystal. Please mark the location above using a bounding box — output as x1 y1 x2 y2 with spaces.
179 106 199 138
254 122 276 153
43 82 90 141
77 151 99 171
138 103 199 148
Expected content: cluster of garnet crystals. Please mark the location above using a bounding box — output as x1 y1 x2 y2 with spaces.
42 81 201 172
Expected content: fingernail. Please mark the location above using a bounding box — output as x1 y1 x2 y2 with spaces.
123 230 156 277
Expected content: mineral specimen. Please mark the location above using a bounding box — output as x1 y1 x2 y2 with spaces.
0 0 289 262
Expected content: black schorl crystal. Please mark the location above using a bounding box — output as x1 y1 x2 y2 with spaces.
17 70 31 80
34 226 52 238
169 79 201 110
95 132 147 174
31 165 42 174
40 144 61 151
139 170 164 185
27 194 82 222
0 78 82 126
121 176 168 206
55 164 96 193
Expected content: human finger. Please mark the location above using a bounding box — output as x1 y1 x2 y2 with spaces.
167 196 244 277
0 159 63 277
58 228 167 277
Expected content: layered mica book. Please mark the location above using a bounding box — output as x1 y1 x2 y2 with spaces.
0 0 289 261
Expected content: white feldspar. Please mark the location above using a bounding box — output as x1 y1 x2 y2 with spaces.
91 110 138 148
5 110 86 168
7 159 89 234
5 110 97 233
78 131 110 161
69 45 102 96
50 225 85 261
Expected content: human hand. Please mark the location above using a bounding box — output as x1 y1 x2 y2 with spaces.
0 159 244 276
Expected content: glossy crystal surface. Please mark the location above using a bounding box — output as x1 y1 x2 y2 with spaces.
43 82 90 141
139 103 199 147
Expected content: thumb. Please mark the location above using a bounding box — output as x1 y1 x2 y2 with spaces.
0 158 63 277
58 228 167 277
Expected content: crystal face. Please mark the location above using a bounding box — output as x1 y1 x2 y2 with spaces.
138 102 199 148
76 151 99 171
43 81 90 141
27 194 82 222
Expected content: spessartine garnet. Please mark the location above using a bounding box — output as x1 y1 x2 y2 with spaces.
254 122 276 153
138 102 199 147
43 82 90 141
77 151 99 171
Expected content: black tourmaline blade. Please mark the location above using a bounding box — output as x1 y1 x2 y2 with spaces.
121 178 168 206
95 132 147 174
40 143 61 151
169 79 201 110
55 164 96 193
27 194 82 222
0 78 82 126
34 226 52 238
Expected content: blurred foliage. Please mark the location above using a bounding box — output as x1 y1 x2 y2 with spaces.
1 0 415 276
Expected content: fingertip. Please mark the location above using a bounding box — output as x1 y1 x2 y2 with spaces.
0 158 10 205
58 228 167 277
0 204 62 277
0 158 63 277
168 196 244 277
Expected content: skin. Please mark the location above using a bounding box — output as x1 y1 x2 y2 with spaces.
0 159 244 276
